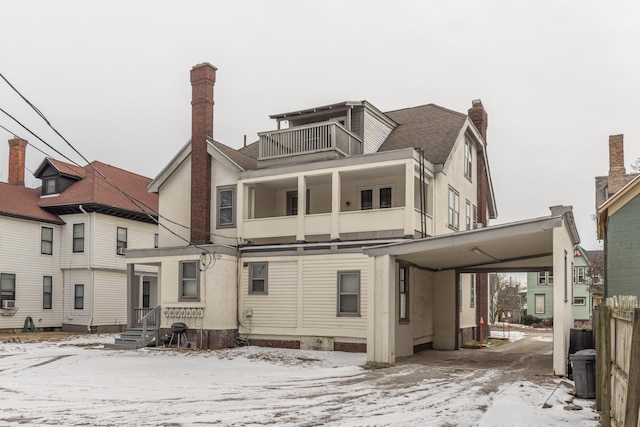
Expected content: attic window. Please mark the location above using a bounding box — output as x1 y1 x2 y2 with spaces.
43 178 56 195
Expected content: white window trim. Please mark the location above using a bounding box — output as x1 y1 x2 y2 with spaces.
248 262 268 295
179 260 200 301
337 270 361 316
464 138 473 182
448 187 460 230
534 294 545 314
217 185 236 228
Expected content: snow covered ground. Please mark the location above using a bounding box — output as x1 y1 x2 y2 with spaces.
0 334 599 426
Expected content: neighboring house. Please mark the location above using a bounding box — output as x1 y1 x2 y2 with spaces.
0 137 158 332
525 245 603 328
127 62 497 354
526 270 555 320
597 135 640 300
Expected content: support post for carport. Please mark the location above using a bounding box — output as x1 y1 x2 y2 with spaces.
126 263 135 328
367 254 396 366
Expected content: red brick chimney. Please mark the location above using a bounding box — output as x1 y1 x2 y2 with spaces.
8 137 27 186
608 134 626 196
190 63 217 244
468 99 488 142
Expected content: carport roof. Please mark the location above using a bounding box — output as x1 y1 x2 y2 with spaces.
364 211 579 272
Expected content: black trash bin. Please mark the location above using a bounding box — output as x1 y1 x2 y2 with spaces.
570 349 596 399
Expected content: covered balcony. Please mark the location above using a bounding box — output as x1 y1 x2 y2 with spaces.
239 160 433 244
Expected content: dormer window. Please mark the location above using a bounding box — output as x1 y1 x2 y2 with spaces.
43 178 56 195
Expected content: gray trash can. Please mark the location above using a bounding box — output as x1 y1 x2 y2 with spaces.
570 349 596 399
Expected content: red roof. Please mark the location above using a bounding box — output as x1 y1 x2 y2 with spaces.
0 182 64 224
38 160 158 215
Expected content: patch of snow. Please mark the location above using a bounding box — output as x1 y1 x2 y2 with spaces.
0 336 599 426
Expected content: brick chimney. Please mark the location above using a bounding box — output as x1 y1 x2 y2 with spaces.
468 99 488 142
8 137 27 186
189 63 217 244
608 134 626 196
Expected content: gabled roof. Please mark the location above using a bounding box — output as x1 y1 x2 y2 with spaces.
594 173 638 210
597 173 640 239
37 159 158 220
148 138 258 193
379 104 468 164
210 139 257 171
0 182 64 224
34 157 86 179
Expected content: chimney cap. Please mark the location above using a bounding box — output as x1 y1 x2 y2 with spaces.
191 62 218 71
471 99 483 108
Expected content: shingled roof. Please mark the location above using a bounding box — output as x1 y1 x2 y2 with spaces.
0 182 64 224
37 159 158 221
594 173 638 210
378 104 468 164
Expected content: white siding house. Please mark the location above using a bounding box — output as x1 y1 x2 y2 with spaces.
126 63 500 355
0 139 158 333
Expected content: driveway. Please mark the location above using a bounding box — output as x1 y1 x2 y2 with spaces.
0 329 598 426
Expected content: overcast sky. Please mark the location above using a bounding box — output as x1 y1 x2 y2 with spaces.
1 1 638 250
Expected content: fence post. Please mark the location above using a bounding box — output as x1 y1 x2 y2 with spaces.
596 304 612 427
623 308 640 427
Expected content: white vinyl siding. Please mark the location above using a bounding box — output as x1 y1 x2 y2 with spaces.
302 256 367 332
0 217 62 329
362 109 394 154
242 260 298 328
91 271 128 325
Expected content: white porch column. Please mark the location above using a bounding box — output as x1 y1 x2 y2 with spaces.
296 175 306 242
330 171 340 241
126 263 135 328
404 161 414 237
367 254 396 365
237 183 245 238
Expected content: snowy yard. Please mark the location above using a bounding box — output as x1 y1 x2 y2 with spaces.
0 334 599 426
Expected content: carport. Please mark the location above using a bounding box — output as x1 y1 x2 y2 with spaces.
364 206 579 376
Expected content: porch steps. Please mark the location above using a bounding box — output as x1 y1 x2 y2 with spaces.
105 327 157 349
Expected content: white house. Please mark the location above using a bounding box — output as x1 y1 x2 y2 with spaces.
126 63 578 375
126 63 495 350
0 137 158 332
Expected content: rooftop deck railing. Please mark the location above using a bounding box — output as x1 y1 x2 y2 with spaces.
258 120 362 160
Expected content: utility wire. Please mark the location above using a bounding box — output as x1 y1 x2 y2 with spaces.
0 72 231 253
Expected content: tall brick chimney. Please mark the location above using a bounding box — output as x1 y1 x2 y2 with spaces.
189 63 217 245
468 99 488 142
8 137 27 186
608 134 626 196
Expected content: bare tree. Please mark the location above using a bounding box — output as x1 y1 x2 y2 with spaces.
489 274 523 324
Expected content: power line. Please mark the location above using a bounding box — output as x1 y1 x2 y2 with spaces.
0 72 233 249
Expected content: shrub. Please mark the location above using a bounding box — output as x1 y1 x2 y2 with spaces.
521 314 541 325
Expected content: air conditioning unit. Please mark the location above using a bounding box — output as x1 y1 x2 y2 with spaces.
117 247 126 255
2 300 15 309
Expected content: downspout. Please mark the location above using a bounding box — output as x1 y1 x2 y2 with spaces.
455 269 460 350
79 205 94 332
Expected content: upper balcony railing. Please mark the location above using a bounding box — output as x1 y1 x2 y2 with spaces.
258 120 363 160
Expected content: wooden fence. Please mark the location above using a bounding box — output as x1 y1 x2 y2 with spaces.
594 296 640 427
